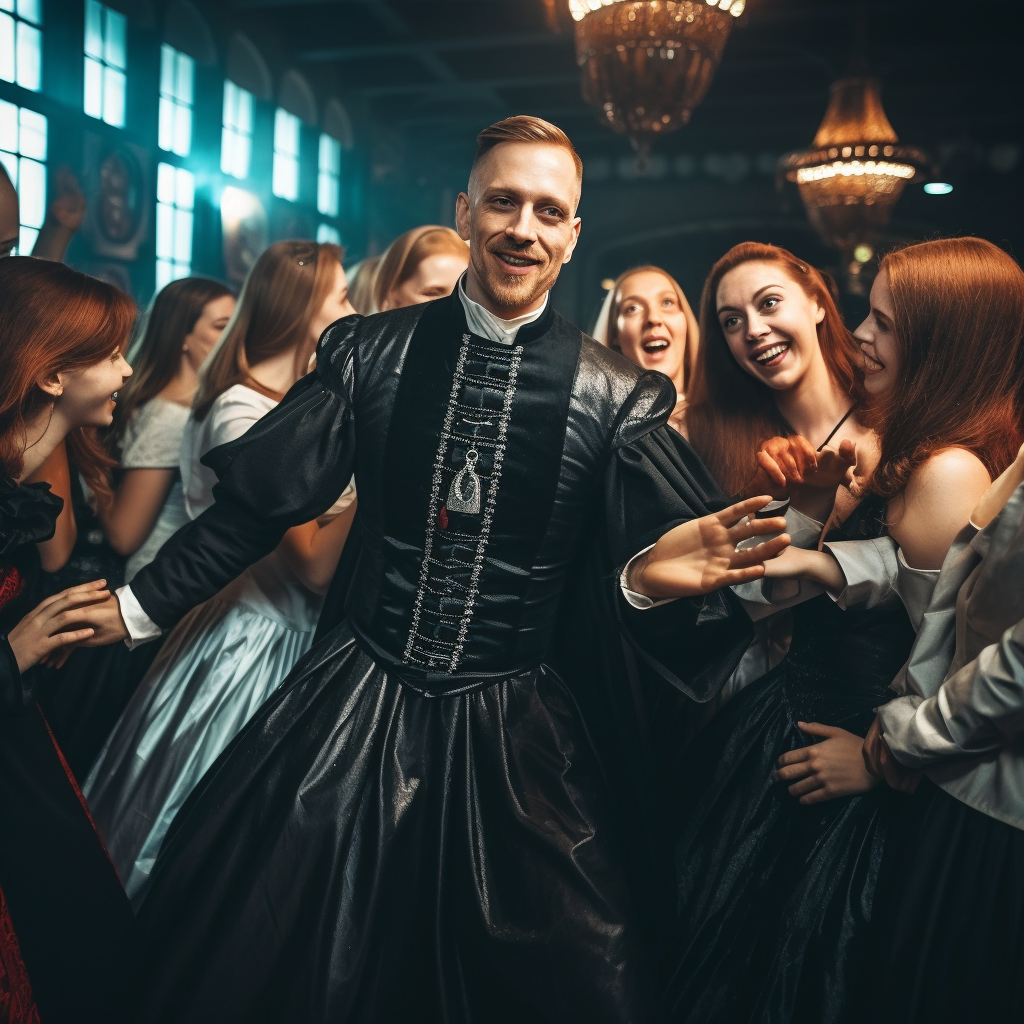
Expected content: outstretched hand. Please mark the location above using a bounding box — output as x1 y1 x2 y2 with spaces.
774 722 879 804
630 495 790 600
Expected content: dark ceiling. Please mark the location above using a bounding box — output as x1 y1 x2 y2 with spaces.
223 0 1022 170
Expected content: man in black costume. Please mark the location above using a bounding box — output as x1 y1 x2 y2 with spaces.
91 116 786 1023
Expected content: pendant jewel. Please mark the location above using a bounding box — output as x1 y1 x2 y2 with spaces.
447 449 482 514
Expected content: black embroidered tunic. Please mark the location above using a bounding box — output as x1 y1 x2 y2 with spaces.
127 293 752 1024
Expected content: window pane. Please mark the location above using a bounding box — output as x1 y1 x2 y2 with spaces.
19 224 38 254
84 56 103 118
174 208 192 262
0 98 16 151
18 0 41 25
16 21 41 91
0 14 14 84
176 51 193 104
157 161 175 203
175 166 194 209
0 1 13 14
173 104 191 157
159 43 174 95
104 7 126 70
156 257 173 292
84 0 103 59
18 156 45 227
220 125 234 175
155 202 174 259
18 107 45 160
236 133 251 179
236 87 252 134
103 65 125 126
158 95 174 151
317 223 341 245
0 150 17 183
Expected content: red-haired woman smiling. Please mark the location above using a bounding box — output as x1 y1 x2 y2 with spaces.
0 257 134 1024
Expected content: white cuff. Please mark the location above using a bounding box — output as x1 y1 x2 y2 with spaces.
619 544 679 610
116 585 163 649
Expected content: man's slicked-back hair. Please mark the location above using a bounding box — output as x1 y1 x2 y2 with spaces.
471 115 583 191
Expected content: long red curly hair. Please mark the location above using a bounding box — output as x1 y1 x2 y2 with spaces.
0 257 136 506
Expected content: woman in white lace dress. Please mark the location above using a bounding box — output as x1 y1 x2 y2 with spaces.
101 277 236 582
85 241 357 905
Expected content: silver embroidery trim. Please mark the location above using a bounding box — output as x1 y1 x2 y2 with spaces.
402 335 524 672
403 334 473 664
451 344 522 671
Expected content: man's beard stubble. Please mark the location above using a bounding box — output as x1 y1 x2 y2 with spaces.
470 243 561 314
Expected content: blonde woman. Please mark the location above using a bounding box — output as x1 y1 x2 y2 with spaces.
374 225 469 311
592 265 698 435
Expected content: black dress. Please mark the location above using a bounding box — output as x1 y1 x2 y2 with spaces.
0 475 133 1024
125 294 753 1024
661 496 916 1024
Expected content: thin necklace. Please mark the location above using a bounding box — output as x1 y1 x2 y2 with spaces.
816 404 856 452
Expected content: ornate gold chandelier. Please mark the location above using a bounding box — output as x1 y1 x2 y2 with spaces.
778 77 928 259
544 0 746 153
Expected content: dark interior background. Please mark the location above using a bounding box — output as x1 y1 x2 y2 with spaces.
4 0 1020 328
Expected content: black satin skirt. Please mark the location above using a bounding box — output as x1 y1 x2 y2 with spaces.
130 623 652 1024
872 780 1024 1024
660 650 903 1024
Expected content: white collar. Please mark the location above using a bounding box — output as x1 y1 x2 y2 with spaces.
457 276 549 345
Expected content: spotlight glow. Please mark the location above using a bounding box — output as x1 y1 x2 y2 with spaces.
853 244 874 264
923 181 954 195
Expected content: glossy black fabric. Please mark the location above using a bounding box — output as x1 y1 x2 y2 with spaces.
872 780 1024 1024
127 293 752 1023
0 475 134 1023
661 496 916 1024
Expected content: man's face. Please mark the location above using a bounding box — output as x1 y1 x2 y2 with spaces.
0 167 20 257
456 142 581 317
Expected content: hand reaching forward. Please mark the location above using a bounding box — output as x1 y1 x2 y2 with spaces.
6 580 109 674
630 495 790 600
774 722 879 805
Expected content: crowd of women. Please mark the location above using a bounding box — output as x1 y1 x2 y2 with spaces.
2 160 1023 1024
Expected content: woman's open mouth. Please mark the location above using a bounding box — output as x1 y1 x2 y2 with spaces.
641 337 670 354
752 341 790 367
862 351 885 374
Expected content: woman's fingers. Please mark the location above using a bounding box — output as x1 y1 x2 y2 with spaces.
755 451 788 488
774 762 814 783
727 514 787 544
46 627 95 650
797 721 842 738
33 579 108 612
787 776 824 798
729 534 790 567
718 495 775 525
777 745 812 767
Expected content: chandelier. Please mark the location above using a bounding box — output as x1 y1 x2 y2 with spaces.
778 77 928 259
545 0 746 154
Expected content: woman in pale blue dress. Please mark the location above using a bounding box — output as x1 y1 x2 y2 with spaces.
85 240 357 905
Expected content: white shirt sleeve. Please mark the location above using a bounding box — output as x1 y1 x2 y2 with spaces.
879 617 1024 766
619 544 678 609
116 585 163 649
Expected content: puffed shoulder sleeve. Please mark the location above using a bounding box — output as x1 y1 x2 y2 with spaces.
605 375 754 702
129 317 361 628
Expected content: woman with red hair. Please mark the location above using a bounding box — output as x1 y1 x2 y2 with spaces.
662 239 1022 1024
0 257 135 1023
